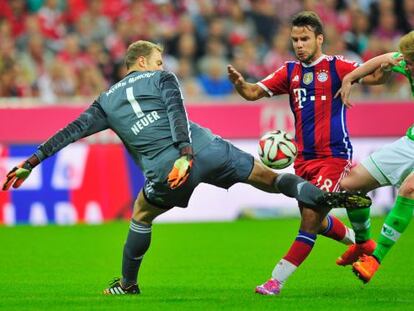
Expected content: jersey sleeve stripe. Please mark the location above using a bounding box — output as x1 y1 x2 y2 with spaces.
256 82 273 96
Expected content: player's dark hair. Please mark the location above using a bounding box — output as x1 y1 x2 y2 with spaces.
124 40 163 69
291 11 324 36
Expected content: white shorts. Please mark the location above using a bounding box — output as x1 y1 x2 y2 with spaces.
361 136 414 188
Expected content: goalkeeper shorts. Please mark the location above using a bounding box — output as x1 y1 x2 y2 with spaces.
143 137 254 208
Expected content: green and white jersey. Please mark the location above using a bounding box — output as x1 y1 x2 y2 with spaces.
391 52 414 140
34 70 216 183
391 52 414 96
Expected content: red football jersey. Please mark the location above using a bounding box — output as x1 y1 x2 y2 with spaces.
257 54 359 161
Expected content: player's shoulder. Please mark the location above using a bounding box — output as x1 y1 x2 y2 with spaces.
159 70 179 81
284 60 300 68
270 61 297 74
331 54 358 65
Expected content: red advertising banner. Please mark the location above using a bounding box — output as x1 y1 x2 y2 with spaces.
0 101 412 143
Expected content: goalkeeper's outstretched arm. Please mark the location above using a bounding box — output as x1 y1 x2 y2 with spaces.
35 101 109 162
2 101 109 190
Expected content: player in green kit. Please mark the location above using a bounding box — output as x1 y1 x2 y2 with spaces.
335 31 414 283
2 40 371 295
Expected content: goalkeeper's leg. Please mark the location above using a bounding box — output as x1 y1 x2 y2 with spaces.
247 160 371 209
247 160 325 207
123 191 171 287
104 190 171 295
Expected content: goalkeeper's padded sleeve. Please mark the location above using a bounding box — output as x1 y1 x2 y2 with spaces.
159 71 192 147
3 102 108 191
35 101 109 161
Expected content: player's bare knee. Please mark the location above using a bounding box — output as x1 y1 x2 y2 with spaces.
131 203 150 223
339 176 355 191
248 160 277 187
399 175 414 199
299 221 321 234
131 192 155 224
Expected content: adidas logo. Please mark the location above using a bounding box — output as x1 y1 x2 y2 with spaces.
292 75 299 82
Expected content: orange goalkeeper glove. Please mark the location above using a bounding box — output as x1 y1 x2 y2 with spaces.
2 155 39 191
2 161 33 190
167 146 193 189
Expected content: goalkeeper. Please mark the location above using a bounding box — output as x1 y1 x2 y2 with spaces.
335 31 414 283
2 40 370 295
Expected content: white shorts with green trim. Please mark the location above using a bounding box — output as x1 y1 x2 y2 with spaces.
361 136 414 188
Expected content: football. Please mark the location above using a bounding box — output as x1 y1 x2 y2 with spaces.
258 130 297 169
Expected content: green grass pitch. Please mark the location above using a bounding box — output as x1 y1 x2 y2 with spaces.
0 217 413 311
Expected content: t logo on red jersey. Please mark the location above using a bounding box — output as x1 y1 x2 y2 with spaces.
293 88 306 109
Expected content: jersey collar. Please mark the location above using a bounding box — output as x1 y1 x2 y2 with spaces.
301 54 326 67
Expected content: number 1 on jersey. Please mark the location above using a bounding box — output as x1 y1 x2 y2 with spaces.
126 87 145 118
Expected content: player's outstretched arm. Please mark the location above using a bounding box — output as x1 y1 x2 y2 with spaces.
2 102 109 190
227 64 267 101
337 52 402 107
360 53 402 85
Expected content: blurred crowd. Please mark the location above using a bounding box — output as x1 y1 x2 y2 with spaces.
0 0 413 104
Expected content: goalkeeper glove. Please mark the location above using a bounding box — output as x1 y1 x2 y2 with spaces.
2 155 39 190
167 146 193 189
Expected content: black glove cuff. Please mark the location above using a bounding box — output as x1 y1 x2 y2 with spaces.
25 154 40 169
180 145 193 160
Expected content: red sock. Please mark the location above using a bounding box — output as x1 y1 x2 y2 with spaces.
283 231 316 266
320 215 346 241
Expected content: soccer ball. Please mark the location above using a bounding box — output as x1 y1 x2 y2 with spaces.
258 130 297 169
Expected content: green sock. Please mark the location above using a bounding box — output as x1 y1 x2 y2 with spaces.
347 207 371 243
373 196 414 262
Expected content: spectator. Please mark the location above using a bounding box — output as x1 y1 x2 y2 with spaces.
76 63 107 97
0 0 28 38
263 29 294 73
78 0 112 43
37 0 66 51
19 34 54 89
343 8 370 55
166 14 201 60
0 0 410 101
249 0 279 44
15 15 43 51
198 38 229 74
372 11 403 45
399 0 414 32
175 58 203 98
198 57 234 97
225 1 256 47
0 59 32 97
37 60 76 103
56 34 92 73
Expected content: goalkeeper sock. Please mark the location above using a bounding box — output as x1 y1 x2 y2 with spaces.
273 230 316 284
275 173 324 207
373 196 414 262
122 220 152 287
320 215 355 245
346 207 371 243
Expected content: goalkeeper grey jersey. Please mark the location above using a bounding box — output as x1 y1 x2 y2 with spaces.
34 70 216 183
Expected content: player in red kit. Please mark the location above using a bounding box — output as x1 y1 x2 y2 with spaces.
228 11 386 295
